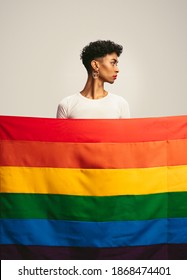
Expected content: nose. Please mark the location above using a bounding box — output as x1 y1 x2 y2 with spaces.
115 66 119 73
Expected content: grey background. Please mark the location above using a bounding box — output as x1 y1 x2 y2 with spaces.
0 0 187 118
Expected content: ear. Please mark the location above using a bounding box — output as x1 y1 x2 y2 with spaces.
91 60 99 71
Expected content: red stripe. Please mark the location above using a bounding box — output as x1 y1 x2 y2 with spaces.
1 115 187 142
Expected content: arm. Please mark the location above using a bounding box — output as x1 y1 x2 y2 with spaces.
120 98 130 118
56 103 68 118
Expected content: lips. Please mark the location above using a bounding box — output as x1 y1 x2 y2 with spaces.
113 75 117 79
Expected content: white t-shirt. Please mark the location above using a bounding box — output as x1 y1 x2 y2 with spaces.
56 93 130 119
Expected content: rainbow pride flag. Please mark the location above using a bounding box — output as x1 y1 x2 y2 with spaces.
0 115 187 260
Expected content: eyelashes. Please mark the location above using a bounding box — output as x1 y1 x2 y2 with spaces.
111 62 118 66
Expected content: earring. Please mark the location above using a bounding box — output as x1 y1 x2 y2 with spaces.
92 69 99 79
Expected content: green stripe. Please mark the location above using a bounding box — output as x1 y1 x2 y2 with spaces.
1 192 187 221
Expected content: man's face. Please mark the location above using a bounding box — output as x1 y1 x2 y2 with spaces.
97 52 119 84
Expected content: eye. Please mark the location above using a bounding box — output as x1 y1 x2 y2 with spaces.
111 61 118 66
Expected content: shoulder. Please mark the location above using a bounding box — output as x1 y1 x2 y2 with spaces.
57 94 79 118
108 93 130 118
58 93 79 106
108 93 129 104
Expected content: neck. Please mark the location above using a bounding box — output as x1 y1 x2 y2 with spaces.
80 75 107 99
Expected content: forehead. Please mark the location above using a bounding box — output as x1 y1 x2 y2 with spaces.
103 52 118 61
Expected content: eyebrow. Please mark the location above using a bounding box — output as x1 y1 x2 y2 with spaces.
111 59 118 63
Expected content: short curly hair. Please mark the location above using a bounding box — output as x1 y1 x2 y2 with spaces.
80 40 123 73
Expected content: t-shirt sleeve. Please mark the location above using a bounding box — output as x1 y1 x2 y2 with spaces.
119 98 130 118
56 101 68 118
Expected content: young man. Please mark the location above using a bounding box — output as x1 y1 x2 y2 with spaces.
56 40 130 118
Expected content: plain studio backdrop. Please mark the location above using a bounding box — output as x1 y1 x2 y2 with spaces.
0 0 187 118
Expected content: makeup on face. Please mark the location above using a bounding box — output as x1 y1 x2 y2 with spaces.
98 53 119 83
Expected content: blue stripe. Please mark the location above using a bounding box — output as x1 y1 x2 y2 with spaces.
168 218 187 243
1 218 187 247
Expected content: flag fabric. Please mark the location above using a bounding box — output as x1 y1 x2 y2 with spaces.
0 115 187 260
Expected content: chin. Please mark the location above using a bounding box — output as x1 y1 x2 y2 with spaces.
106 79 114 84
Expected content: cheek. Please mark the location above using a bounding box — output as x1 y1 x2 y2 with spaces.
100 65 112 75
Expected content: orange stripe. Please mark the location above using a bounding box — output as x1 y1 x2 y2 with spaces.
168 139 187 166
1 139 187 168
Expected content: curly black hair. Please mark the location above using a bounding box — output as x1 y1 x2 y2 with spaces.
80 40 123 73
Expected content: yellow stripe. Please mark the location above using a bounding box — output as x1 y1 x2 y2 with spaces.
1 166 187 196
168 165 187 192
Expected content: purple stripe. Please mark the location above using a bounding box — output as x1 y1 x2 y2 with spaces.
1 244 187 260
